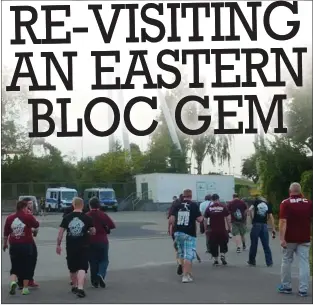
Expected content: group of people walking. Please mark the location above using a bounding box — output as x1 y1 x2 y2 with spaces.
168 182 312 297
3 196 115 298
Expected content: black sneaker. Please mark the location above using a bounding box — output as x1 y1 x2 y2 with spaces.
220 256 227 265
76 289 86 298
236 247 241 253
91 281 99 288
247 261 256 266
177 264 183 275
71 286 78 294
242 243 246 250
213 260 219 266
97 275 106 288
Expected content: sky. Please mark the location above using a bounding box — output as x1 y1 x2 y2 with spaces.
1 0 312 175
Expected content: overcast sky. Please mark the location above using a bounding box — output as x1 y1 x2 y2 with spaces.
2 1 312 175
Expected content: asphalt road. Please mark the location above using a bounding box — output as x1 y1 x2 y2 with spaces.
1 212 312 304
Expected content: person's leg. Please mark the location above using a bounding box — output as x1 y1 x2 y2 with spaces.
296 243 310 295
240 223 247 250
174 233 184 274
248 224 260 265
8 245 19 295
206 226 211 253
88 244 99 287
98 243 109 288
76 250 89 298
29 243 38 287
232 223 241 252
209 235 219 265
259 224 273 266
19 244 33 295
279 243 295 293
220 237 229 265
182 235 195 283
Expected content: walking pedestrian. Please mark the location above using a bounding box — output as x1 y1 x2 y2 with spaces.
167 197 183 275
278 182 312 297
248 196 276 267
86 197 116 288
199 195 212 253
169 189 203 283
56 197 95 298
204 194 231 266
40 197 45 217
228 194 248 253
17 198 39 289
3 200 40 295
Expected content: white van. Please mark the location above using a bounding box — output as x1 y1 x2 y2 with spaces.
45 187 78 212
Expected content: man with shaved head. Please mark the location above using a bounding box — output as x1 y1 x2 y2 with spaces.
278 183 312 297
56 197 95 298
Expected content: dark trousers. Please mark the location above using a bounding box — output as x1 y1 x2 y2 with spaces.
10 244 33 281
18 243 37 285
209 233 228 258
205 226 211 252
89 243 109 283
249 223 273 266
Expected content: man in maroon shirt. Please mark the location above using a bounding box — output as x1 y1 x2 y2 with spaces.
3 200 39 296
16 198 39 289
86 197 116 288
204 194 231 266
278 182 312 297
228 194 248 253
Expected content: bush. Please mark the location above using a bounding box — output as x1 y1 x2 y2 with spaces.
300 170 313 200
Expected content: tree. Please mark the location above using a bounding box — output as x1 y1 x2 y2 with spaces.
241 154 259 183
256 137 311 210
285 62 312 153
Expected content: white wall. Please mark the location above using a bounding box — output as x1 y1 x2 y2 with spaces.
134 174 158 202
155 174 235 203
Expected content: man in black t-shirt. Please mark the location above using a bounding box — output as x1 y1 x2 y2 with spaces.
170 189 203 283
248 196 276 267
56 197 95 298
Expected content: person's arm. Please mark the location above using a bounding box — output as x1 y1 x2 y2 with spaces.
279 202 288 247
3 217 11 251
26 214 40 229
195 204 203 223
248 205 254 219
224 208 232 232
56 217 68 254
102 213 116 230
203 207 210 229
86 216 96 235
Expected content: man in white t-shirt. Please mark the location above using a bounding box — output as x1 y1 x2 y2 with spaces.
199 195 212 253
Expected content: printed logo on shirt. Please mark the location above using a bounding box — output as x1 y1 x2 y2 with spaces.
68 217 85 237
234 208 243 220
209 206 224 212
11 218 25 239
177 203 190 226
290 198 308 203
256 202 268 216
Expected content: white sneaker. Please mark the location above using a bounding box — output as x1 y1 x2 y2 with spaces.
182 274 193 283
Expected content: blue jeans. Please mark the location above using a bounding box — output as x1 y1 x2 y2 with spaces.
249 223 273 266
281 243 310 292
89 243 109 282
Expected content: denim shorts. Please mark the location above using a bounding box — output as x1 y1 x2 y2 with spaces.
174 232 196 262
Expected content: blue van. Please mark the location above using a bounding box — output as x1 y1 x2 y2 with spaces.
83 188 118 212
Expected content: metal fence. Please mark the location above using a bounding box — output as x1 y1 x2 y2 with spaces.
1 182 136 200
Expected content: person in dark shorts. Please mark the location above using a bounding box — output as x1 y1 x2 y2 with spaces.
169 189 203 283
228 193 248 253
86 197 116 288
167 197 182 275
204 194 231 266
3 200 39 296
56 197 95 298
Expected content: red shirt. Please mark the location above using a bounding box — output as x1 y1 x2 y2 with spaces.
86 209 115 244
4 211 39 244
228 199 247 223
204 202 229 237
279 195 313 243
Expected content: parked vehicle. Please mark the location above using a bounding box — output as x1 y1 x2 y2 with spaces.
83 188 118 212
18 195 39 215
45 187 78 212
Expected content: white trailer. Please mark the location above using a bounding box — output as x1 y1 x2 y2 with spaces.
134 173 235 204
